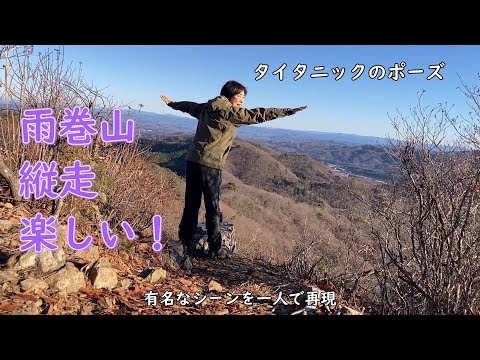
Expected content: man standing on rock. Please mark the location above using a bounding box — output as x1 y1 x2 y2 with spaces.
160 80 307 260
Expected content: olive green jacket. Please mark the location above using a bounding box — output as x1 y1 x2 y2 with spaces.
168 95 294 170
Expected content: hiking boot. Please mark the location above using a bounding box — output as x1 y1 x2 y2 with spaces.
181 240 193 257
180 255 193 273
207 241 221 260
208 247 231 260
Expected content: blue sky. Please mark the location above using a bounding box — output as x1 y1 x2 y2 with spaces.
33 45 480 138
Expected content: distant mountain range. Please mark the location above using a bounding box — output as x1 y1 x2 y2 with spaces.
131 110 199 136
240 127 391 146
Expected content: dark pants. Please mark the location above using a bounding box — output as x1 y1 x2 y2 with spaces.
179 161 223 253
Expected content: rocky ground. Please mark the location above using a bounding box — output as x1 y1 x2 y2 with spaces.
0 202 363 315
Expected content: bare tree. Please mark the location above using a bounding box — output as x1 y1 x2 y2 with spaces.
0 45 121 208
368 91 480 314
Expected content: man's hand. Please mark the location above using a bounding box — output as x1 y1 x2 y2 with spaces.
291 105 308 114
160 94 172 105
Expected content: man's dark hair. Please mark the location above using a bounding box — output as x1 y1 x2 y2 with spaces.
220 80 247 100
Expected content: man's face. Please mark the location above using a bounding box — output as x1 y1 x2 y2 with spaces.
229 91 245 108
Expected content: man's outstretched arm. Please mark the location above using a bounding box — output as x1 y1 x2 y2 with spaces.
160 94 204 119
225 105 308 126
